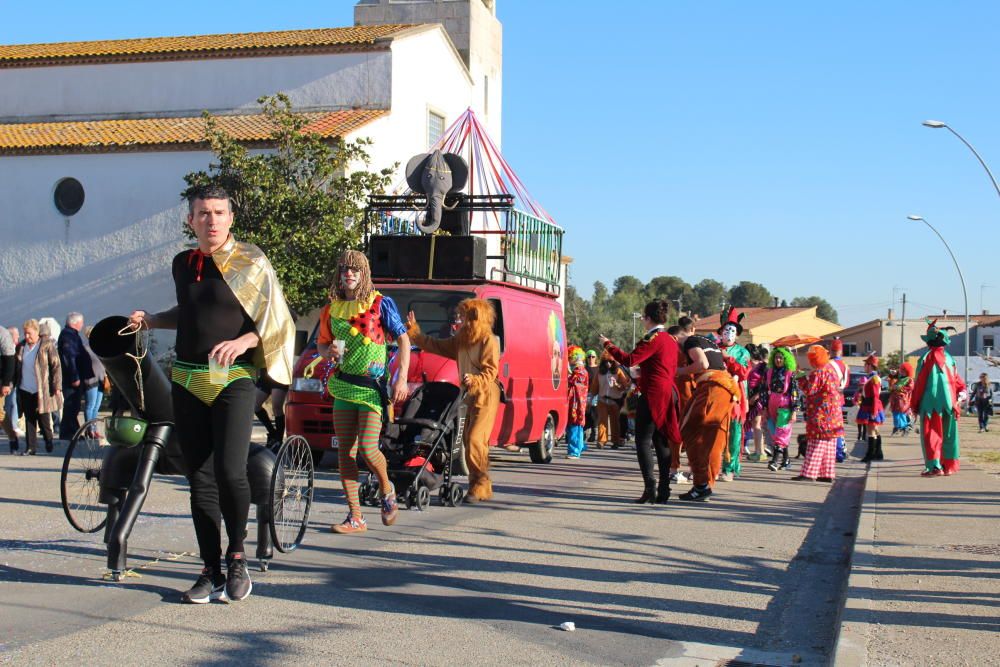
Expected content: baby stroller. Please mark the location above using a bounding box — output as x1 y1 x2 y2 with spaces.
359 382 466 511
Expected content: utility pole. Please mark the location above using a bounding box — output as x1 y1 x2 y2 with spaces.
900 293 906 366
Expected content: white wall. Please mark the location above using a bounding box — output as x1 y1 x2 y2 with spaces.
355 28 473 184
978 325 1000 354
0 151 207 327
0 27 477 332
0 52 392 119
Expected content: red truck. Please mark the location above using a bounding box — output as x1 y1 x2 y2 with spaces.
284 278 568 466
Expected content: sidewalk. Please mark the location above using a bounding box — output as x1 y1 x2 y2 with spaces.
836 452 1000 666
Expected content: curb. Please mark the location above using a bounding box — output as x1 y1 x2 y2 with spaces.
832 461 882 666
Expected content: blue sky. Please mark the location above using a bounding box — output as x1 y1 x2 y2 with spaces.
4 1 999 326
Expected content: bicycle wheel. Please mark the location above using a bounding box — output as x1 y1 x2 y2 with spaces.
268 435 315 553
61 418 108 533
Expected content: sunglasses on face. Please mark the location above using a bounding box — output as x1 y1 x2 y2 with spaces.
339 265 361 274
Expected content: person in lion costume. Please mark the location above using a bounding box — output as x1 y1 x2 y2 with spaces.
407 299 501 503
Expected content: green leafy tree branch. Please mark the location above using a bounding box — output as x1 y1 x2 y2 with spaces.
181 94 395 314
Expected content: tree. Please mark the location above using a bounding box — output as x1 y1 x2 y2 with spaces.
791 296 840 324
181 94 394 315
878 351 903 380
729 281 773 308
690 279 727 316
613 275 644 296
645 275 694 315
592 281 609 309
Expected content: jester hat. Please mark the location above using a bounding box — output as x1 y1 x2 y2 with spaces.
864 352 879 369
921 318 955 347
717 305 745 336
899 361 915 379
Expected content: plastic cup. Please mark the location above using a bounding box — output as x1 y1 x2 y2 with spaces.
208 356 230 385
332 340 346 361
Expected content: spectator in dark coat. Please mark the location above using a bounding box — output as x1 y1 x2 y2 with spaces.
57 312 94 440
1 325 16 452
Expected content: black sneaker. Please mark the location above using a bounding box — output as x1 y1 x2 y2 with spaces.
678 485 713 502
182 567 225 604
224 552 252 602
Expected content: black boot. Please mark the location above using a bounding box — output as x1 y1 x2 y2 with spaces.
256 409 276 440
862 437 876 462
779 448 791 470
873 435 884 461
274 415 286 442
9 440 18 454
767 448 781 471
634 483 656 504
655 480 671 504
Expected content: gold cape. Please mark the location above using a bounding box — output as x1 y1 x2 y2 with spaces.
210 236 295 386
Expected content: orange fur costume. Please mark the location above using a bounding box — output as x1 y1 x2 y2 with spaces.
408 299 500 501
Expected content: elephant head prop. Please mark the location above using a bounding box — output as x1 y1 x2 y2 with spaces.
405 150 469 234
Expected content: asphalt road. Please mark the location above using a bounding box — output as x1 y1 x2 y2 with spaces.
0 433 864 666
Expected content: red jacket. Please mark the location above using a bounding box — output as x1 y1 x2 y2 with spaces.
604 327 681 444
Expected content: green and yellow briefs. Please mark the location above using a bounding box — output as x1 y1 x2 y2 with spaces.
171 360 256 407
317 291 408 414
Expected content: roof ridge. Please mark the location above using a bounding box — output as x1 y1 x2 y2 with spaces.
0 108 388 155
0 24 420 51
0 24 428 66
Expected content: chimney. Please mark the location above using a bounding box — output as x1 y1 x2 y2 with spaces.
943 309 948 318
887 308 894 321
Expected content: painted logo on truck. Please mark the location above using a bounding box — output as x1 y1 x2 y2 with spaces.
548 311 564 389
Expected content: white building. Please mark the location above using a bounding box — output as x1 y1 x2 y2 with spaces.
0 0 502 328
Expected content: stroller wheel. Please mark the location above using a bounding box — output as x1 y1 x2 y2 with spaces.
416 486 431 511
448 484 464 507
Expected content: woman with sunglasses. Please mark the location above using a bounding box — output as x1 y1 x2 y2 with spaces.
316 250 411 534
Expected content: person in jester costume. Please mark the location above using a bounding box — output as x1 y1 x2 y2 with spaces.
316 249 411 533
910 319 966 476
717 306 750 481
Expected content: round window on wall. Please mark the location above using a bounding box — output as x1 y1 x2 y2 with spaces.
54 177 85 216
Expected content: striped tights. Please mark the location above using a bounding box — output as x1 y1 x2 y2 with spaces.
334 406 391 519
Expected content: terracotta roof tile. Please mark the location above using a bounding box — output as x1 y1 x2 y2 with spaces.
0 109 387 155
693 307 813 332
0 25 419 67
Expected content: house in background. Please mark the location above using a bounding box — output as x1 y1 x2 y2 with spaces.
693 306 841 346
819 309 1000 368
0 0 502 329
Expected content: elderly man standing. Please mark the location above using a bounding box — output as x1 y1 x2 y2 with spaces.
16 319 61 454
57 312 95 441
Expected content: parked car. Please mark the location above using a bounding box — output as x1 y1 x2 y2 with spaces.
285 280 569 467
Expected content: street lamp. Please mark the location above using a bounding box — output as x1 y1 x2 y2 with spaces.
632 312 642 348
922 120 1000 200
907 214 970 389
